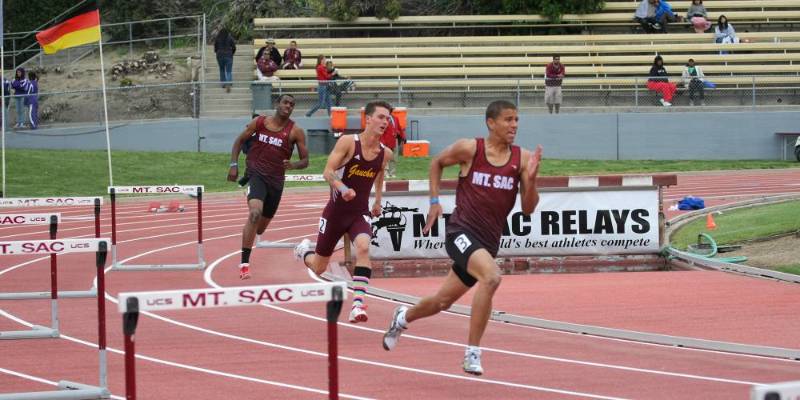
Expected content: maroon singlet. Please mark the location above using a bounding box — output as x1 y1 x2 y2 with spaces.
328 134 385 214
245 115 294 188
447 137 522 256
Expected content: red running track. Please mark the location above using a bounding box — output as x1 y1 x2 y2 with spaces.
1 169 799 399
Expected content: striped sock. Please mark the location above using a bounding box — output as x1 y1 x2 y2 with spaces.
352 266 372 308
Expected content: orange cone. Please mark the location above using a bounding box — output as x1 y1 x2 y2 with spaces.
706 213 717 230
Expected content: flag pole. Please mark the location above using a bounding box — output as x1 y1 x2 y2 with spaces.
97 16 113 187
1 0 6 197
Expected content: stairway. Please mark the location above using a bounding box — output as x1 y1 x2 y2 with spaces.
201 44 254 118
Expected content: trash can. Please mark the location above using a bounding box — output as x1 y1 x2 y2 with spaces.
306 129 336 155
251 82 273 114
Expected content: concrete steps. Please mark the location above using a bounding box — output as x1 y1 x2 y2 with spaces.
201 44 255 117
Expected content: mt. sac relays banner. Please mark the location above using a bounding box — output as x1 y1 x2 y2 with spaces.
368 189 659 259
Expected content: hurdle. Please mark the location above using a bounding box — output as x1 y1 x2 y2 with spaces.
118 282 345 400
255 174 324 249
0 238 111 400
108 185 205 271
751 381 800 399
0 197 102 299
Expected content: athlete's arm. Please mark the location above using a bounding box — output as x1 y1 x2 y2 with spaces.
519 145 543 215
371 147 393 217
285 126 309 170
323 135 356 201
228 118 259 182
422 139 477 234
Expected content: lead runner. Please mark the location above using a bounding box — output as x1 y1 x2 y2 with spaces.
381 100 543 375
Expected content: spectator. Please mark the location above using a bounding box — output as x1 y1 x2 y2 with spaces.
23 71 38 129
260 38 282 66
634 0 680 33
282 40 303 70
687 0 711 33
305 55 332 117
11 68 26 129
380 109 406 178
2 78 10 130
647 55 676 107
326 60 354 107
213 27 236 92
714 15 739 44
544 55 565 114
255 50 279 82
681 58 706 106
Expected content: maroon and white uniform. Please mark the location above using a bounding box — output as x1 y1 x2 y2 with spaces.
445 138 521 286
315 135 385 257
246 116 294 188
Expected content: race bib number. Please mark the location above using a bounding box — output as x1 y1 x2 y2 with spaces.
319 217 327 234
454 234 472 253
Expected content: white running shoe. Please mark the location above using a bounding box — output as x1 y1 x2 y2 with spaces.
463 347 484 376
348 305 368 323
382 305 408 350
293 238 311 262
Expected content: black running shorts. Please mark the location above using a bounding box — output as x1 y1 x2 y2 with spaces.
246 174 284 218
444 230 488 288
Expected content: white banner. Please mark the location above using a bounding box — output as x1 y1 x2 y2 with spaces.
0 238 110 256
368 189 660 259
285 174 325 182
0 213 61 225
118 282 347 312
0 197 102 208
109 186 203 195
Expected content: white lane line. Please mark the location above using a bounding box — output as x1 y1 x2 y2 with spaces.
0 312 373 400
0 367 125 400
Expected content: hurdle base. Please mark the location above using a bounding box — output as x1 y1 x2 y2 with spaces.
0 287 97 300
0 325 59 340
111 262 206 271
0 381 109 400
255 240 317 249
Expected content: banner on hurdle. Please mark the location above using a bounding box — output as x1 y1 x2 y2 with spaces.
285 174 325 182
751 381 800 400
0 238 111 399
0 213 61 225
108 185 205 271
119 282 345 400
0 196 103 208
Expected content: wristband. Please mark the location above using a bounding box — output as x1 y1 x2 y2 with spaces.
229 162 238 167
336 183 350 194
430 197 440 205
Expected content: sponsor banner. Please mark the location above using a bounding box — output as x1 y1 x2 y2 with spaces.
0 197 102 208
118 282 347 312
0 213 61 225
286 174 325 182
109 185 204 195
0 238 110 256
368 189 660 259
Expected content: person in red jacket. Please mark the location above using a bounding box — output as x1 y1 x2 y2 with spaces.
379 111 406 178
305 55 332 117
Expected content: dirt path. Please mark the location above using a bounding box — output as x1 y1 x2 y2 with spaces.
724 234 800 268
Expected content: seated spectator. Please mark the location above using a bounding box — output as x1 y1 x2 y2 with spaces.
326 60 354 106
255 51 279 82
647 55 676 107
681 58 706 106
687 0 711 33
634 0 681 33
255 38 282 68
282 40 303 70
714 15 739 44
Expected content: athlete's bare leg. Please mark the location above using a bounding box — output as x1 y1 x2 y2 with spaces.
463 249 502 346
304 253 331 276
405 269 471 323
256 216 272 235
241 199 263 248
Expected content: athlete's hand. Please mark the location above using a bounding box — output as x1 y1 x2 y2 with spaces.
371 201 382 217
422 203 443 235
527 145 543 180
227 166 238 182
342 188 356 201
283 159 293 170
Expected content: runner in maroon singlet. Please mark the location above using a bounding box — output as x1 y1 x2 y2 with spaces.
228 94 308 279
382 100 543 376
294 101 394 323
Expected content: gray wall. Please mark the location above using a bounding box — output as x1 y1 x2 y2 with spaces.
5 111 800 160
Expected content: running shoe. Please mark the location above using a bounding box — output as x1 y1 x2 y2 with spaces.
463 347 484 376
349 305 368 323
239 263 251 280
382 305 408 350
293 238 311 262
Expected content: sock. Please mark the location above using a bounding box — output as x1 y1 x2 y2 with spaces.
466 345 480 355
396 307 408 328
352 266 372 308
241 248 251 265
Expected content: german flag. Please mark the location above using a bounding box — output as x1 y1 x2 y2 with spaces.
36 2 101 54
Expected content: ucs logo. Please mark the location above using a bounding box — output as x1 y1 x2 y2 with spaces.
371 201 419 251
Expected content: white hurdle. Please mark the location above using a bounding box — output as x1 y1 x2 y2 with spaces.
751 381 800 400
118 282 346 400
0 238 111 400
255 174 324 249
108 185 205 271
0 197 102 299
